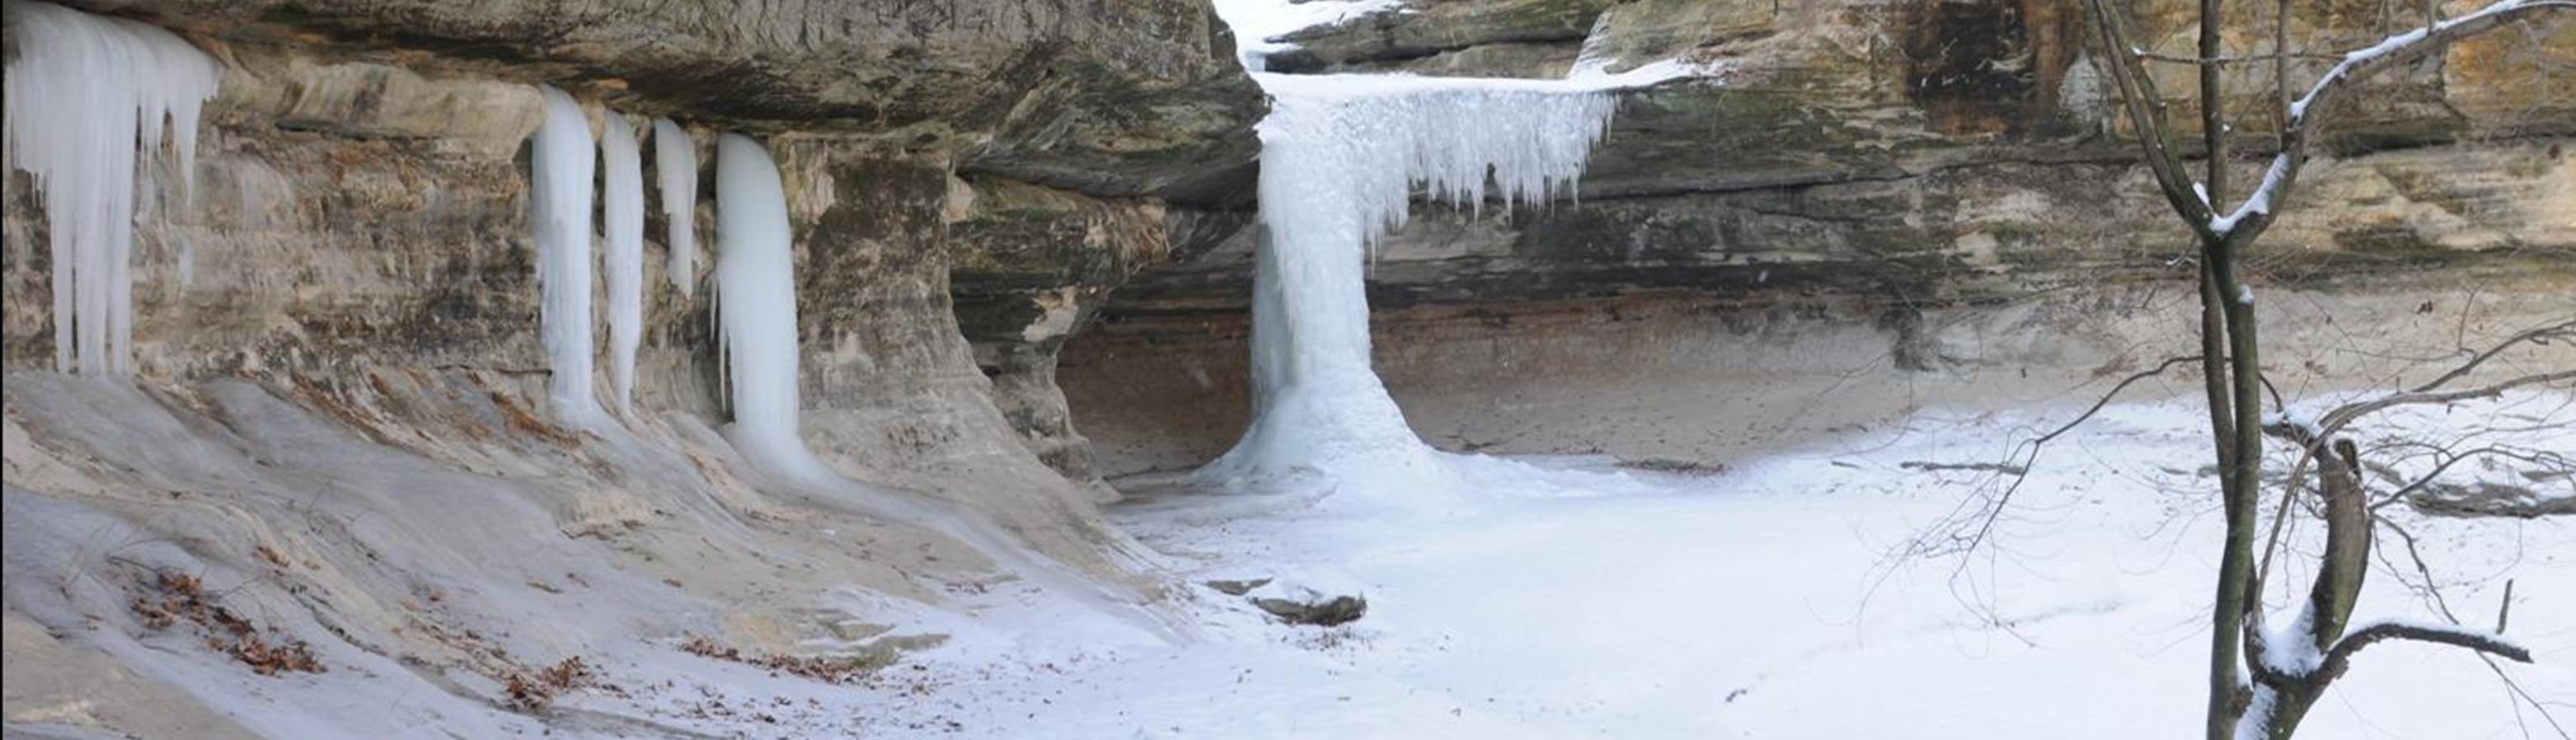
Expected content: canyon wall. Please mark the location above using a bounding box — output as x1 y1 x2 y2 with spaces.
1063 0 2574 475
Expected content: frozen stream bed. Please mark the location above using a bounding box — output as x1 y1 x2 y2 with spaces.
10 390 2563 740
705 393 2571 739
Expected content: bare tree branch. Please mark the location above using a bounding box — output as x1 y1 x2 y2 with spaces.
2320 369 2576 439
2320 619 2534 677
1921 355 2204 562
2410 318 2576 395
2380 521 2571 739
2133 50 2346 65
2080 0 2220 237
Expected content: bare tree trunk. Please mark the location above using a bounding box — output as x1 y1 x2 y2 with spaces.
2199 251 2252 740
2202 233 2279 739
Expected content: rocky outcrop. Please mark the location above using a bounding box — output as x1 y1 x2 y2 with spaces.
1264 0 1624 73
945 177 1250 489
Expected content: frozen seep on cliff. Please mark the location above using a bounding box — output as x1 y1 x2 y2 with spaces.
707 132 870 489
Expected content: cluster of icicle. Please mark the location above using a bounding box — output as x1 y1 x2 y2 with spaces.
3 0 220 376
1201 77 1619 482
523 87 814 478
524 87 706 423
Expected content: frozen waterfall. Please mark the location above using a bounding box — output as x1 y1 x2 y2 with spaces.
1199 75 1621 484
529 87 602 424
3 0 220 376
711 133 835 481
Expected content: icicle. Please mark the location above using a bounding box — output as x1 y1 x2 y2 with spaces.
713 133 835 480
653 119 700 297
1200 75 1619 482
601 111 645 415
3 0 220 376
529 86 602 424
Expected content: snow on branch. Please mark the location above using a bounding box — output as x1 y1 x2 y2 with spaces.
2209 155 2287 235
2207 0 2575 240
2319 618 2532 678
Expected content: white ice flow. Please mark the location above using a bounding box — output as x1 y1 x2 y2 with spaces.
3 0 220 376
654 118 700 297
529 86 602 424
711 133 827 480
602 111 646 414
1199 76 1621 485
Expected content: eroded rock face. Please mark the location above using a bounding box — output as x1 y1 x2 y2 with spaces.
1 0 1262 505
944 176 1255 488
1264 0 1625 73
2 5 1266 727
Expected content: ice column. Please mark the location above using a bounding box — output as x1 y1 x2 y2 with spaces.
601 113 645 414
654 119 699 297
529 86 601 423
712 133 836 480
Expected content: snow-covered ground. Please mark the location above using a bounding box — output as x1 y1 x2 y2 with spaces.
7 382 2563 740
496 391 2569 740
